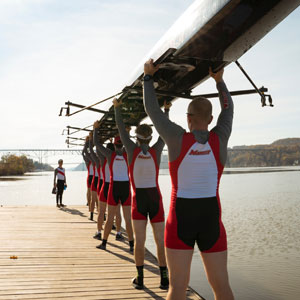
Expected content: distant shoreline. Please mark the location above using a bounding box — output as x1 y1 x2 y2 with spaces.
223 167 300 174
1 166 299 181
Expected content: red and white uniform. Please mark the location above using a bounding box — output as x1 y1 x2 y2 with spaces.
166 132 227 252
129 148 164 222
107 152 131 206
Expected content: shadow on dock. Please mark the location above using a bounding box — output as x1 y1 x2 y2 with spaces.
60 206 88 218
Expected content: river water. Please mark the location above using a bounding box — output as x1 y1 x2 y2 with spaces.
1 167 300 300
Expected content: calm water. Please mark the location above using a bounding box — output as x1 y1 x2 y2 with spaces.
1 168 300 300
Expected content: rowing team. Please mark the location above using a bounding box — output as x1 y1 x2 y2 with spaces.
82 60 234 300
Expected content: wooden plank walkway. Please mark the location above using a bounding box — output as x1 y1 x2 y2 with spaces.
0 206 202 300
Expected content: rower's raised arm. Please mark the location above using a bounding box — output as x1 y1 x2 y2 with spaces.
93 121 112 160
152 104 170 156
82 140 90 167
114 99 135 155
214 81 234 141
84 138 93 164
143 60 184 150
209 68 234 166
89 133 99 168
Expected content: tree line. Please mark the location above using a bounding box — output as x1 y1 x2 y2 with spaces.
0 154 53 176
226 138 300 167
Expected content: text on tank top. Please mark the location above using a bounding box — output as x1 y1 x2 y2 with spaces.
177 142 218 198
133 150 157 188
112 154 129 181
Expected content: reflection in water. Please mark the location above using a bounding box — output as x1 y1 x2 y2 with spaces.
0 169 300 299
0 177 26 181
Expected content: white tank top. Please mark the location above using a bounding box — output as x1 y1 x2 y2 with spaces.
57 168 65 181
89 163 94 176
133 151 156 188
112 154 129 181
177 142 218 198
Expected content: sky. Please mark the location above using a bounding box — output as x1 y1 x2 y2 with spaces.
1 0 300 158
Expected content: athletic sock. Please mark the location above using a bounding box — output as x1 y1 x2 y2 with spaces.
129 240 134 248
136 265 144 278
134 265 144 286
102 239 107 246
90 212 93 220
159 266 169 287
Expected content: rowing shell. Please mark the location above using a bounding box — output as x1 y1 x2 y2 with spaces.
96 0 300 141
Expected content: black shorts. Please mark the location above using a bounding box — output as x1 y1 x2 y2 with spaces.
167 196 226 252
132 187 164 222
108 181 131 206
104 182 110 200
88 175 93 187
92 176 98 191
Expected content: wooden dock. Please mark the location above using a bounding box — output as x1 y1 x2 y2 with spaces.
0 206 202 299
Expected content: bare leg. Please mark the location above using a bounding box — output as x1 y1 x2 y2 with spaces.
96 197 99 212
90 191 98 213
121 205 133 241
166 248 193 300
201 251 234 300
115 204 122 232
132 220 147 265
151 222 166 266
87 188 91 208
103 205 118 240
97 201 107 231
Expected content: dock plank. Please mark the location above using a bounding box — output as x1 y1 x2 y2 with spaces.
0 206 202 299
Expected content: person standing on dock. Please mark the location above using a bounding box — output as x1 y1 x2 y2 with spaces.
143 59 234 300
93 123 134 252
88 132 100 220
53 159 67 208
82 137 93 208
93 135 122 241
114 98 171 290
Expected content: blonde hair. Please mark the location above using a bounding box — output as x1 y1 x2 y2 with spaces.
135 124 152 138
188 97 212 122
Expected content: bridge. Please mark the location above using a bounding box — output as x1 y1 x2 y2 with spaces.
0 149 83 165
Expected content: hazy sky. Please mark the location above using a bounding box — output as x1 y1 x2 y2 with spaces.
1 0 300 154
